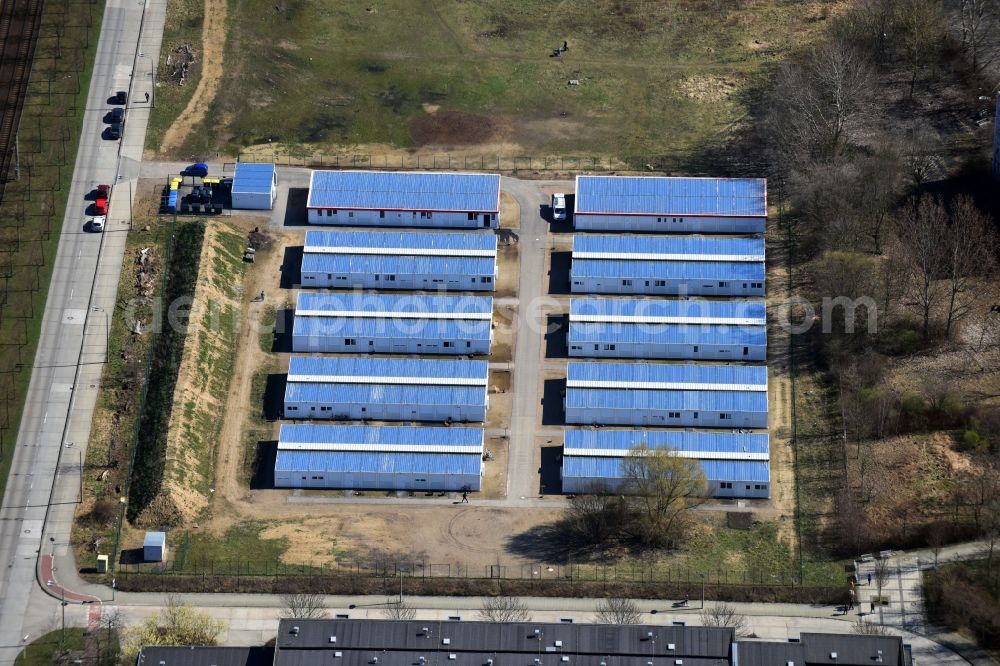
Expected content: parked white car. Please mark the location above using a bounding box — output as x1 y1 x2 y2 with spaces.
552 192 567 221
90 215 106 232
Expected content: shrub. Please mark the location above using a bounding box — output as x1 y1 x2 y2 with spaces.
88 499 119 526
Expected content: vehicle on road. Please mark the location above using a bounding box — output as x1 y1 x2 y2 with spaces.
96 184 110 198
111 90 127 105
552 192 567 221
90 215 106 232
94 196 108 214
107 121 123 140
107 107 125 123
181 162 209 177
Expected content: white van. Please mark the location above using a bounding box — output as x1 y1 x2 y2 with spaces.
552 193 567 221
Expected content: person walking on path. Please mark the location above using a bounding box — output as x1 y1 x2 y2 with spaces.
461 491 468 503
870 601 875 614
867 571 872 585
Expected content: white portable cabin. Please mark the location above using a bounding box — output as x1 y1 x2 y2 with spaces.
563 362 769 429
143 531 167 562
573 175 766 233
306 171 500 229
570 235 765 297
292 292 494 355
567 298 767 361
275 424 484 492
300 230 498 291
230 162 277 210
561 430 771 499
283 356 489 422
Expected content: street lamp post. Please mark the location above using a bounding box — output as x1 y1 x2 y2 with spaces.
699 572 706 610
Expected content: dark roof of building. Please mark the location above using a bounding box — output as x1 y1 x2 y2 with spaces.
275 620 734 660
136 646 273 666
736 633 910 666
278 650 730 666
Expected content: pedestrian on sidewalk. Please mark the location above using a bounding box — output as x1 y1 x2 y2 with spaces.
461 491 468 503
867 571 872 585
145 92 150 103
870 601 875 614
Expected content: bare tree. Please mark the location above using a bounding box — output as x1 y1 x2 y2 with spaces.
479 595 531 623
853 617 891 635
899 0 944 97
622 445 708 548
567 488 631 547
958 0 998 73
894 195 949 339
383 599 417 621
281 592 327 619
943 196 998 338
699 603 750 637
855 147 902 255
872 557 892 602
595 598 642 624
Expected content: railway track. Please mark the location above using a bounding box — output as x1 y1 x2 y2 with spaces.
0 0 45 200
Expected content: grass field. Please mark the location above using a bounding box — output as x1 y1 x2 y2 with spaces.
160 0 840 160
15 629 87 666
0 0 105 506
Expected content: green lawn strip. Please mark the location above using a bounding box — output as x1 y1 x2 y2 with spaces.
127 221 206 522
144 0 205 153
171 521 295 576
0 0 106 507
15 628 87 666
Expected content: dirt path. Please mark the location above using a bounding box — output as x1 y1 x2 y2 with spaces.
159 0 228 155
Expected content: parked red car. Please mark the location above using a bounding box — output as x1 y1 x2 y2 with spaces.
96 184 110 197
94 197 108 215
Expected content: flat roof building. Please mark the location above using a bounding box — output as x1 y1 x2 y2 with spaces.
570 235 765 297
274 424 485 492
300 230 498 291
574 175 766 233
306 171 501 228
231 162 277 210
564 361 768 428
292 292 493 355
568 298 767 360
561 429 771 498
284 356 489 422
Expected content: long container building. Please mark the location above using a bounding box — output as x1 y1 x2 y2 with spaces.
283 356 489 422
274 424 484 491
570 235 765 297
292 292 493 355
561 429 771 499
564 362 768 428
573 175 767 233
306 170 501 229
568 298 767 361
300 230 498 291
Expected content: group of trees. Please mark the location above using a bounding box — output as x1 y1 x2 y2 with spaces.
566 445 708 552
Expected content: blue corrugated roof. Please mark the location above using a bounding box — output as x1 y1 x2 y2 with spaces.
287 356 488 381
293 316 493 341
232 162 275 194
285 383 487 407
296 292 493 315
563 429 769 455
573 235 764 257
307 171 501 212
279 424 483 447
568 322 766 346
563 457 770 483
304 230 497 252
302 253 495 276
575 176 766 216
567 362 767 387
571 259 765 280
564 388 768 412
570 298 766 321
276 451 482 475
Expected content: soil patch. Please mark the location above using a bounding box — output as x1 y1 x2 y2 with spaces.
409 111 505 146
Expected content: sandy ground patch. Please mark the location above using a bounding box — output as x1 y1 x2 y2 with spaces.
500 191 521 230
260 521 340 567
677 74 744 103
159 0 228 154
491 302 517 363
480 436 508 499
496 244 520 296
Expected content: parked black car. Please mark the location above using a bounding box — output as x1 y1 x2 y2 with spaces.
108 107 125 123
107 121 123 139
112 90 127 105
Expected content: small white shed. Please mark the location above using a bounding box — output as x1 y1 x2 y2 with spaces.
143 531 166 562
231 162 276 210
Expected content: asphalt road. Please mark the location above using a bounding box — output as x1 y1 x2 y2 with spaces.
0 0 167 661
